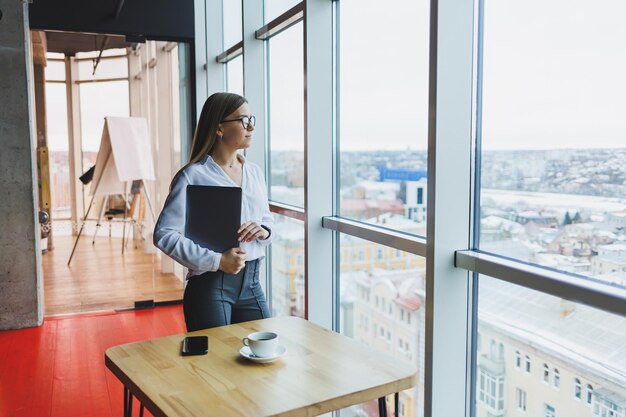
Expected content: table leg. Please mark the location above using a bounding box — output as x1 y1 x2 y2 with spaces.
124 386 135 417
394 392 399 417
378 397 387 417
124 387 129 417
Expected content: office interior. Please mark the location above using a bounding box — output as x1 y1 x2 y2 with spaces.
1 0 625 417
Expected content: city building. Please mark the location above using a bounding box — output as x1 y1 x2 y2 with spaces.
476 279 626 417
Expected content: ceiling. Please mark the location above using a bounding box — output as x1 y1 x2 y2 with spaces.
29 0 194 45
44 31 130 55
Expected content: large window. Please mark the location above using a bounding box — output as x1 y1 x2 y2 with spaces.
267 22 304 207
339 237 425 417
269 215 304 318
205 2 626 417
475 276 626 417
339 0 429 234
478 0 626 287
45 55 70 220
594 394 624 417
478 369 504 416
76 50 129 219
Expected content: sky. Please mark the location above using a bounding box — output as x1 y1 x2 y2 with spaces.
47 0 626 153
480 0 626 151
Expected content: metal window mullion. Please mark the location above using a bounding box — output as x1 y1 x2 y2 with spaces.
255 2 304 40
322 216 427 257
467 0 485 415
216 41 244 64
269 201 305 221
425 0 475 417
456 250 626 317
65 56 84 230
242 0 269 294
304 0 334 329
332 0 340 335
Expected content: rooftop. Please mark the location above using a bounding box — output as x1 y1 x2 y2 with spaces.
479 278 626 386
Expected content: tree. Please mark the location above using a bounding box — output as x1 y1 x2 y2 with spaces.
563 211 573 226
572 211 582 223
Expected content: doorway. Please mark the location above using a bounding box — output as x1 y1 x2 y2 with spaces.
34 31 193 315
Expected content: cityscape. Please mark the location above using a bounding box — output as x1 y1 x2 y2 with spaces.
268 148 626 417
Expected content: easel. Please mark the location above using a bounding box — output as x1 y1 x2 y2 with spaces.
68 116 155 266
90 181 156 251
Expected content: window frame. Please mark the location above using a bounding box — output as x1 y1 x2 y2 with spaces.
574 378 582 400
516 387 527 412
543 363 550 384
586 384 594 406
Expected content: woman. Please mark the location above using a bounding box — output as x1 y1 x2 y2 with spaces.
153 92 273 331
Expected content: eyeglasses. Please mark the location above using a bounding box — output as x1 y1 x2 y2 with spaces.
221 115 256 129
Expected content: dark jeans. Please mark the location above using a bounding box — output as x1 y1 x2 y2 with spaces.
183 259 271 331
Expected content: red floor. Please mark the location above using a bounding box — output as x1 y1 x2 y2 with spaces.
0 305 186 417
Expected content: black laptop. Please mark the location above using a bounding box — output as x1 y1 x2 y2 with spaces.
185 185 242 253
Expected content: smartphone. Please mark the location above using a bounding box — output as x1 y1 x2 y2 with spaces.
181 336 208 356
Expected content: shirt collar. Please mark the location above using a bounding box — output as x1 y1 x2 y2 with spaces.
204 153 247 166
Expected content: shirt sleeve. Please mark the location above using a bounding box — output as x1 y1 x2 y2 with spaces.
153 170 222 272
256 164 274 247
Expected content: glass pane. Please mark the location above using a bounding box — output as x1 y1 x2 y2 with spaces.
339 236 426 417
475 275 625 417
79 80 130 218
45 60 66 81
78 56 128 81
264 0 301 24
223 0 242 48
45 82 71 219
267 22 304 207
478 0 626 287
226 55 244 96
339 0 429 235
269 215 305 318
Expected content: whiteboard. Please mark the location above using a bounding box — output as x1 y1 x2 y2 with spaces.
90 117 155 196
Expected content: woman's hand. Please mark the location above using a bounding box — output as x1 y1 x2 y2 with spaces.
219 248 247 274
238 221 269 243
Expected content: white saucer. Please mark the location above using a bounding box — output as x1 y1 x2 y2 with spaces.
239 345 286 363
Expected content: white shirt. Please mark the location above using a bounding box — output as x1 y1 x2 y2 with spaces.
153 154 273 278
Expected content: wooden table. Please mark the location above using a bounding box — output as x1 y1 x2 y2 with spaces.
105 316 417 417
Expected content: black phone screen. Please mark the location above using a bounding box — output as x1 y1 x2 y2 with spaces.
181 336 208 356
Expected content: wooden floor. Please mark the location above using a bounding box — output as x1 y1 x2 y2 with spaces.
42 235 183 316
0 305 186 417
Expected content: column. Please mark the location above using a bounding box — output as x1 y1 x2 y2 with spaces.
0 0 43 329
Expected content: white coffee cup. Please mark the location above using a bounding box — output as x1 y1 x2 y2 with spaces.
242 331 279 358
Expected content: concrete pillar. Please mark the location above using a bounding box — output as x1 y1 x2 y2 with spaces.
0 0 44 329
